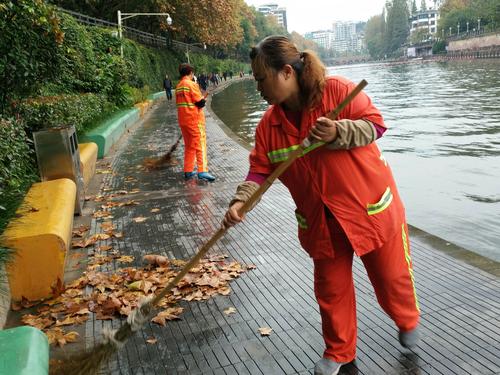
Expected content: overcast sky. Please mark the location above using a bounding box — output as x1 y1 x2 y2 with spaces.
244 0 389 34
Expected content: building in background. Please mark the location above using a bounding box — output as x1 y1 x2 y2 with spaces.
409 8 440 36
256 3 287 31
305 21 365 54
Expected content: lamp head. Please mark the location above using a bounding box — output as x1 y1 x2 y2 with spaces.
167 15 173 26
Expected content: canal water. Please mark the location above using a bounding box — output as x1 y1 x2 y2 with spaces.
211 60 500 262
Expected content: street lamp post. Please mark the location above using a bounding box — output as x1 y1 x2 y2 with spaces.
457 23 460 36
449 26 452 36
478 18 481 33
185 42 206 65
467 21 469 33
117 10 172 58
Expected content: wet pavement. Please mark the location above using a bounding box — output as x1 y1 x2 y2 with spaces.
62 81 499 374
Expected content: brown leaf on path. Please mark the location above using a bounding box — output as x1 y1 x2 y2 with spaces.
258 327 273 336
93 210 113 219
21 314 54 330
98 245 113 252
150 208 160 213
246 264 257 270
117 255 134 263
45 327 79 346
152 307 184 326
100 221 115 232
132 216 148 223
146 337 158 344
223 307 237 315
72 225 90 237
143 254 168 266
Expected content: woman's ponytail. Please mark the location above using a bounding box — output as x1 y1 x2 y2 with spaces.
298 50 326 109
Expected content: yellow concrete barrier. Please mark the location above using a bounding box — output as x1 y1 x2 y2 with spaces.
134 100 155 118
79 142 98 190
134 102 146 117
2 178 76 301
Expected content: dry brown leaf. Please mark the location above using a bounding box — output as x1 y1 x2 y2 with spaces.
152 307 184 326
146 337 158 344
132 216 148 223
117 255 134 263
223 307 237 315
150 208 160 213
258 327 273 336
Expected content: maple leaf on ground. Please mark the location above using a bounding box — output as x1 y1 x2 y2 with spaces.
72 225 90 237
117 255 134 263
152 307 184 326
98 245 113 252
143 254 168 266
258 327 273 336
21 314 54 330
45 327 79 346
223 307 237 315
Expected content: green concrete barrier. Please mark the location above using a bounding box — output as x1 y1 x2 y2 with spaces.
81 92 165 158
0 326 49 374
148 91 166 101
80 108 139 158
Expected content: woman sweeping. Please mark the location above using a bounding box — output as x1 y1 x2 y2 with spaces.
223 36 420 375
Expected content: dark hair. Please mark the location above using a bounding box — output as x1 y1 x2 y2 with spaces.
179 63 194 78
250 35 326 109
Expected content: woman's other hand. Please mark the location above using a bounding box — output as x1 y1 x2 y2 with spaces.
223 201 245 228
309 116 338 143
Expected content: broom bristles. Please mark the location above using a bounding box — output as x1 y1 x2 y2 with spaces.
50 289 155 374
50 341 116 375
143 135 182 169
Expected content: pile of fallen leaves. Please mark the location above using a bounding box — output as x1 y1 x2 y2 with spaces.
16 253 254 346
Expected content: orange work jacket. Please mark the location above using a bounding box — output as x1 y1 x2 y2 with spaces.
249 76 406 259
175 76 205 127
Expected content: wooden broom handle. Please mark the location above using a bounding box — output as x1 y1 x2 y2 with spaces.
149 79 367 308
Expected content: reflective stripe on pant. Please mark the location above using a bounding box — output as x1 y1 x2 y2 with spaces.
179 122 208 173
313 219 420 363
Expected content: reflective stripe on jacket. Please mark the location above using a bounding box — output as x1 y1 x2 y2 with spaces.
249 76 405 259
175 77 205 126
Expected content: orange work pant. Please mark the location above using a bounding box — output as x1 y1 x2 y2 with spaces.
179 122 208 173
313 219 420 363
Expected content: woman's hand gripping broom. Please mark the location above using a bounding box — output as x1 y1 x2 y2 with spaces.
50 79 367 375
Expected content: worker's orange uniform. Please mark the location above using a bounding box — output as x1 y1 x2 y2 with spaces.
175 76 208 173
249 76 420 363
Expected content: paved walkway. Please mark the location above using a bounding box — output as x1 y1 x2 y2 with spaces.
66 81 500 374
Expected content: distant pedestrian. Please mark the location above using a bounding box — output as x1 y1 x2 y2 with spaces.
223 35 419 375
163 74 173 101
175 63 215 182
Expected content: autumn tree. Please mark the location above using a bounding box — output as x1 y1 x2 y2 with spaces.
384 0 410 55
365 14 386 58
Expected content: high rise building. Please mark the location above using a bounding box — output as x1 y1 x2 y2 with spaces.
256 3 288 31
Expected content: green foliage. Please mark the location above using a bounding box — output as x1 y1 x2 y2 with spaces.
186 53 248 76
432 40 447 54
385 0 410 56
439 0 500 34
0 117 37 232
0 0 63 112
365 15 386 59
0 247 12 298
14 93 113 134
